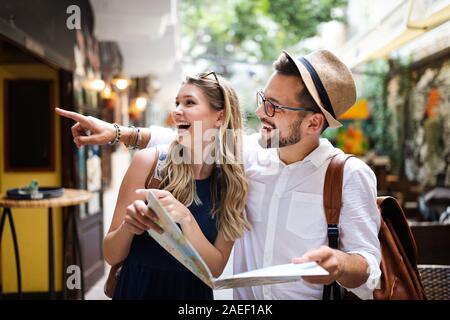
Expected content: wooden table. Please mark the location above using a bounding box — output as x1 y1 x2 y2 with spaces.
0 189 91 299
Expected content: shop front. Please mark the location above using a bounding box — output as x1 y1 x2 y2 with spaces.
0 0 110 299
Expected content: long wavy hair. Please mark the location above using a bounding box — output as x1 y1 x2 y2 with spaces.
158 74 250 241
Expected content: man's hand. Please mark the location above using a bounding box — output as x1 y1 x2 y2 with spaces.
293 246 370 288
55 107 116 147
293 246 346 285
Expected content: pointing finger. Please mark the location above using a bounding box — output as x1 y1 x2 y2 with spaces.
55 107 89 124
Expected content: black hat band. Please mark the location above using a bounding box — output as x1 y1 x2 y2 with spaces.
298 57 336 120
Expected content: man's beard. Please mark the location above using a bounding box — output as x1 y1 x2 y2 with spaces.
258 115 303 149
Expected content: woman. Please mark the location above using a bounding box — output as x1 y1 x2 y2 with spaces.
103 72 250 299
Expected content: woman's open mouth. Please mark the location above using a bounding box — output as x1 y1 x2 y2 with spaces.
176 122 191 131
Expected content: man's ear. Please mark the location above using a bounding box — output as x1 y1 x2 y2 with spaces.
307 113 325 134
215 110 224 127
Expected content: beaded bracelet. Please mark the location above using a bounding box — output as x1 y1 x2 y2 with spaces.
108 123 121 145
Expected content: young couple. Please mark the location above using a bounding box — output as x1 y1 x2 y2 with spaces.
56 49 381 300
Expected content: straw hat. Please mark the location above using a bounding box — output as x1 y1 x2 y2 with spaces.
283 50 357 128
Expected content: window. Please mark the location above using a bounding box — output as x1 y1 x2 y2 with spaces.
4 79 54 171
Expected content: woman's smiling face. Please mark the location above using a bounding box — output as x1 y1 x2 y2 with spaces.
173 83 222 149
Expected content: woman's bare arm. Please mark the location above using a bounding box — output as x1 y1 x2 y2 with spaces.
103 148 158 265
183 222 234 278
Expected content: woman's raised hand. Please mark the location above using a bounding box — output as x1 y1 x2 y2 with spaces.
55 107 116 147
136 189 193 227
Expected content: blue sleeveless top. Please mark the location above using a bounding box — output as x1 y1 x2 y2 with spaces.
113 151 219 300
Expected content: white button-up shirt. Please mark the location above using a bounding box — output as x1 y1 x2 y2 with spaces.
148 126 382 300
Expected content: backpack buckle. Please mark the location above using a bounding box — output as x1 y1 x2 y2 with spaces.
327 224 339 249
327 224 339 237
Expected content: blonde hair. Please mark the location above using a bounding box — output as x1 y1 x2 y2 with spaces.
159 74 250 241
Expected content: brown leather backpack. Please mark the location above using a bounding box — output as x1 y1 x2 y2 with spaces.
104 149 161 299
322 153 427 300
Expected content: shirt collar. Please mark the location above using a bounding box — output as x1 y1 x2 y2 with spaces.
270 138 342 168
302 138 342 168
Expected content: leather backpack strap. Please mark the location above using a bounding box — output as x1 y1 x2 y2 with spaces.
145 148 161 189
322 153 354 300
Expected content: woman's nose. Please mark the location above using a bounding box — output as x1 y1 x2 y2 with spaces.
173 104 183 115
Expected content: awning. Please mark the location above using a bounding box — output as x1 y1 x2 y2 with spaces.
90 0 183 110
341 0 450 69
90 0 181 78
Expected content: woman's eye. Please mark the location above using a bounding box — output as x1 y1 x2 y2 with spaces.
186 100 195 105
175 101 179 107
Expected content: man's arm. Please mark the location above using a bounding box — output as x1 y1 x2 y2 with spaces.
293 158 381 299
336 158 382 298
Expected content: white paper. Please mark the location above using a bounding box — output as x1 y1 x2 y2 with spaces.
212 262 328 289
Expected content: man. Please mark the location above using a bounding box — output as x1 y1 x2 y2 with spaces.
56 49 381 300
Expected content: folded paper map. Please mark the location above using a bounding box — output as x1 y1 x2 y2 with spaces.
146 191 328 289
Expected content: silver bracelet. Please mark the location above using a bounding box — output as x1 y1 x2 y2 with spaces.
134 128 141 149
125 126 141 149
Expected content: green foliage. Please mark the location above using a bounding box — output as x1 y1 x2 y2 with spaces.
362 57 413 174
393 58 413 175
180 0 347 63
361 60 391 155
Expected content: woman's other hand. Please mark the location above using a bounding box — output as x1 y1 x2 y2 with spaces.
122 200 164 235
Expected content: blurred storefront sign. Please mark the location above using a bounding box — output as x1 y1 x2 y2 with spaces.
340 99 370 120
342 0 450 69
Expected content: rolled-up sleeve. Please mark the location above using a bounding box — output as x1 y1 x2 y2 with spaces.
147 125 177 148
339 157 382 300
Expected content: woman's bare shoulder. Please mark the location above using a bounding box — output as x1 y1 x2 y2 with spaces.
130 147 158 169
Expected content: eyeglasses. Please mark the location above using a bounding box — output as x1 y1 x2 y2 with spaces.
256 91 313 117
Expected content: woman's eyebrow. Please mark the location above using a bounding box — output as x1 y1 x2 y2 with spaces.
180 94 196 99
